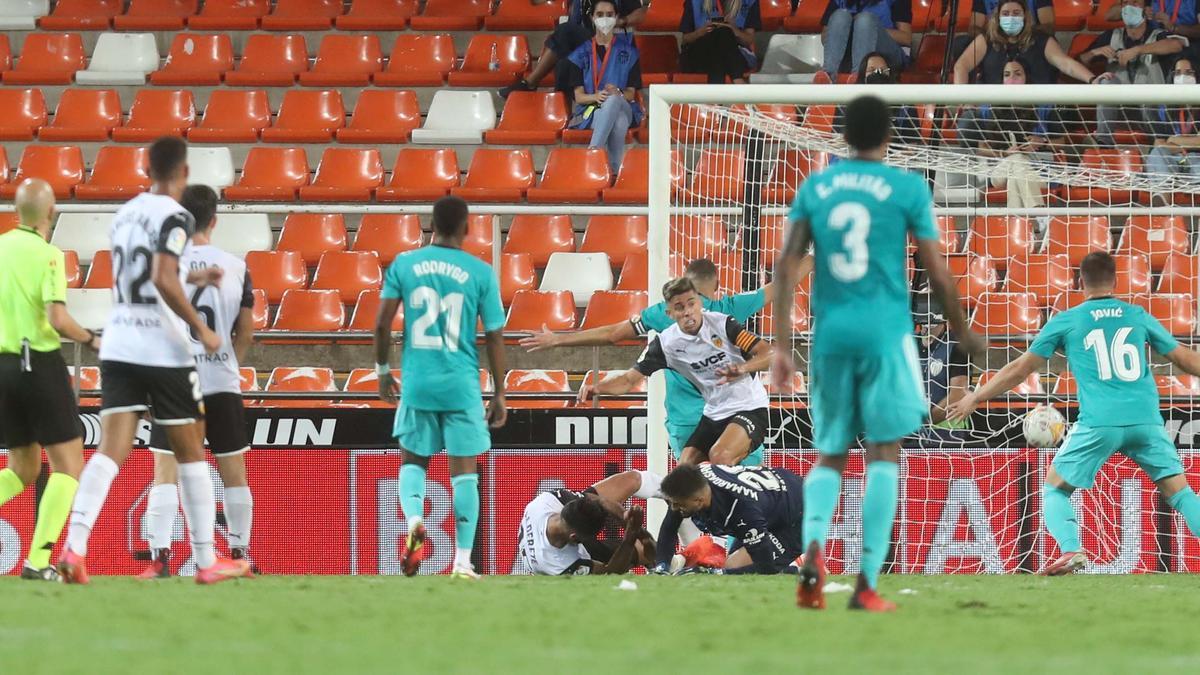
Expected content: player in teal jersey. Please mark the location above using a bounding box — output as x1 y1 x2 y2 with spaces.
772 96 984 611
949 252 1200 575
374 196 509 580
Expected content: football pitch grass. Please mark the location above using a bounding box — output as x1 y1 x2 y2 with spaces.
2 574 1196 674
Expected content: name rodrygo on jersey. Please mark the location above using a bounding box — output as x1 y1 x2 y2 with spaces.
184 244 254 396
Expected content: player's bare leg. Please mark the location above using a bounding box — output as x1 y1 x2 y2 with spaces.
797 452 846 609
1040 466 1087 576
707 425 751 467
448 455 481 580
399 450 431 577
847 442 899 612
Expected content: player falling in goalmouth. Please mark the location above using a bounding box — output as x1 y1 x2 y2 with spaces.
949 252 1200 575
772 96 985 611
374 196 508 580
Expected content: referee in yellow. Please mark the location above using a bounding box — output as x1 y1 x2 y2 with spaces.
0 178 99 581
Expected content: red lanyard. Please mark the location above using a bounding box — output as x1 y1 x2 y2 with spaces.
591 38 615 93
1160 0 1183 24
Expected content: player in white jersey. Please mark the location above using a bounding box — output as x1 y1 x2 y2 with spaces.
59 138 251 585
140 185 257 579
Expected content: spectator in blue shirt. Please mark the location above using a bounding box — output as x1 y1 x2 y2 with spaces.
680 0 763 83
1145 56 1200 202
821 0 914 75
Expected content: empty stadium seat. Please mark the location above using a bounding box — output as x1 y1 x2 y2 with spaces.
239 366 260 392
72 365 101 391
151 33 233 85
499 253 536 305
1158 254 1198 294
4 33 85 85
1133 293 1196 335
186 146 235 192
946 255 998 307
299 34 382 86
266 367 336 402
262 90 345 143
1005 253 1072 307
51 214 109 264
640 0 683 30
604 149 686 204
209 213 272 257
0 1 48 29
410 0 490 30
690 149 746 202
506 369 571 408
348 289 404 331
299 148 383 202
411 90 497 144
578 215 647 268
75 145 149 201
763 149 829 204
580 370 646 408
311 251 382 304
60 250 81 289
250 290 268 330
374 34 455 86
1066 148 1146 204
1118 215 1190 270
453 149 535 202
579 291 648 330
272 289 346 331
83 250 112 287
336 89 420 143
245 250 307 303
0 213 16 236
502 215 575 268
261 0 342 30
37 89 119 141
1112 254 1152 295
187 0 267 29
76 32 158 85
669 216 727 260
0 88 46 140
756 293 813 335
224 34 308 86
376 148 460 202
971 292 1042 335
188 89 271 143
506 290 576 332
276 214 348 265
464 214 497 262
344 368 401 392
0 145 84 199
487 0 565 29
353 214 423 265
540 253 614 306
616 251 647 291
637 34 691 85
65 289 112 331
1045 216 1110 265
450 34 531 87
528 148 611 204
114 0 197 30
976 370 1044 395
40 0 119 30
110 89 196 141
224 147 310 201
485 92 567 145
336 0 415 30
967 216 1035 268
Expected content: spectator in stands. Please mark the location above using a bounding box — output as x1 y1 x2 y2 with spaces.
951 0 1055 64
1101 0 1200 44
912 293 972 427
833 52 922 143
1145 57 1200 196
820 0 913 76
980 58 1051 208
679 0 762 84
500 0 646 99
566 0 644 173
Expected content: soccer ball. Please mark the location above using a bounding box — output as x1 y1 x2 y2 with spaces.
1023 405 1066 448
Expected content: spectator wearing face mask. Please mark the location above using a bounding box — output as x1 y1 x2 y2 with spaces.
954 0 1103 85
820 0 914 76
1102 0 1200 45
982 59 1052 209
832 53 921 143
951 0 1056 65
680 0 762 84
1145 57 1200 200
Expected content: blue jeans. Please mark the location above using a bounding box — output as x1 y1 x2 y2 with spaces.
822 9 906 75
1146 145 1200 178
590 95 632 173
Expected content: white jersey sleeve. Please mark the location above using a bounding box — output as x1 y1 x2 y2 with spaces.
517 492 592 576
185 245 253 395
652 311 770 419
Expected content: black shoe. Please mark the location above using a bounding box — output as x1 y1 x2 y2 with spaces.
231 547 263 575
20 562 60 582
499 78 533 99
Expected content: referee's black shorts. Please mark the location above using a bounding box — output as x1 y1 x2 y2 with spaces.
0 350 82 447
148 392 248 456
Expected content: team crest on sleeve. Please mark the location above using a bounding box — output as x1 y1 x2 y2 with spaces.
166 227 188 256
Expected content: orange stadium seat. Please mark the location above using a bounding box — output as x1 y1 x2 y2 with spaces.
506 290 576 332
801 105 836 134
742 215 787 270
1050 290 1090 314
487 0 566 30
1112 254 1152 295
224 34 308 87
914 34 947 76
239 367 258 391
0 145 84 199
485 92 567 145
188 0 268 29
336 0 415 30
1053 371 1076 395
453 149 535 203
784 0 827 31
1088 0 1122 29
353 214 423 265
932 0 972 30
670 216 727 261
463 214 496 261
0 35 9 74
114 0 197 30
83 250 112 289
690 149 745 202
40 0 121 30
75 146 149 201
670 104 717 144
110 89 195 142
640 0 683 30
266 367 336 407
580 370 645 408
245 250 307 303
224 147 310 202
1054 0 1091 29
344 369 401 402
636 34 699 85
151 33 233 85
1118 215 1190 270
376 148 460 202
604 148 686 204
947 255 998 307
1158 254 1199 294
337 89 421 144
971 292 1042 335
188 89 271 143
763 150 830 205
277 214 348 265
506 369 571 408
299 34 382 86
299 148 383 202
757 0 792 29
968 216 1035 269
579 215 647 268
527 147 611 204
410 0 491 30
616 252 648 291
500 253 536 305
1157 375 1197 397
4 33 86 85
977 370 1043 395
756 291 813 336
261 0 342 30
348 289 404 331
272 289 346 331
62 250 81 288
0 213 16 236
251 290 269 329
502 215 575 268
1066 148 1145 204
73 365 101 391
1133 293 1196 335
579 291 648 330
1005 253 1073 307
0 88 46 140
39 88 122 141
448 34 530 87
1045 216 1110 265
933 215 961 254
261 90 346 143
374 34 456 86
312 251 382 304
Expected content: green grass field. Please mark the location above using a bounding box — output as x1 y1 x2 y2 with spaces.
2 574 1196 674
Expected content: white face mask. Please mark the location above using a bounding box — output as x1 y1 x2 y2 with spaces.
594 16 617 34
1176 74 1197 85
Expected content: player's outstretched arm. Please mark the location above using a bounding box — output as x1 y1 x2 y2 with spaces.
1163 345 1200 378
484 329 508 428
518 319 637 352
947 351 1047 423
916 239 987 356
770 218 812 390
591 470 662 508
758 253 813 305
590 506 645 575
577 368 646 404
373 297 402 404
153 253 220 354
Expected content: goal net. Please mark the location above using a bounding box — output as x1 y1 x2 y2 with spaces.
647 84 1200 574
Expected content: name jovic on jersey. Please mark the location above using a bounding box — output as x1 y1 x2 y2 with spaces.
184 245 254 396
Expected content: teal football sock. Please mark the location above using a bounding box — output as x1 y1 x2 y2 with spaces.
1167 486 1200 538
451 473 480 558
398 464 427 529
1042 483 1082 553
861 461 899 590
802 465 842 552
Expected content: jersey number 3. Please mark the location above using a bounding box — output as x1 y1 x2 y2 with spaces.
828 202 871 282
1084 327 1140 382
410 287 465 352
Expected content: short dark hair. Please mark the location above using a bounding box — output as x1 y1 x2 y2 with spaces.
662 276 697 303
685 258 718 284
561 495 607 539
660 464 708 500
1080 252 1117 289
844 95 891 152
148 136 188 182
181 185 218 232
431 195 469 238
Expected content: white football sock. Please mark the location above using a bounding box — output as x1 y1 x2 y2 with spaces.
66 453 120 556
223 485 253 549
177 462 217 569
408 515 424 534
454 548 473 570
633 470 663 499
145 483 179 551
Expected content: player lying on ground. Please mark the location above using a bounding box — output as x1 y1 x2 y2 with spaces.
772 95 985 611
518 470 660 575
141 185 258 578
375 196 508 580
949 251 1200 575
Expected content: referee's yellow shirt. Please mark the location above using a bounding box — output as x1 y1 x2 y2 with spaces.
0 225 68 354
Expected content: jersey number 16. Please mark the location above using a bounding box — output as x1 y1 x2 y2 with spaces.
1084 327 1141 382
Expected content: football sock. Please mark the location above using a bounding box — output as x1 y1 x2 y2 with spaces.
224 485 254 550
1167 486 1200 538
66 453 120 557
399 464 427 530
451 473 479 560
802 465 842 552
27 473 78 569
0 468 24 506
633 470 662 499
1042 484 1082 554
177 462 217 569
145 483 178 551
454 548 473 570
861 461 899 590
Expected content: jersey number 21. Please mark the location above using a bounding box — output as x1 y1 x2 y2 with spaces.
410 287 464 352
